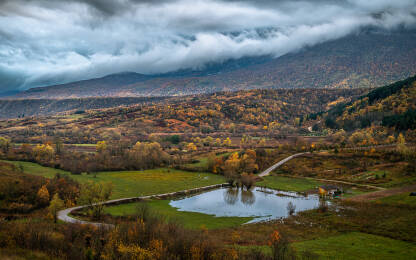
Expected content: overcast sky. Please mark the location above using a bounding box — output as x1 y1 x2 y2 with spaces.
0 0 415 91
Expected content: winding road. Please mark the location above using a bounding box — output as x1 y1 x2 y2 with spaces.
57 148 405 226
57 183 229 227
57 153 305 226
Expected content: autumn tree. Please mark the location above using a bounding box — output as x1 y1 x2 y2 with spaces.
186 142 197 151
240 173 256 190
37 184 50 207
79 181 113 220
0 136 11 154
223 137 232 147
240 150 258 174
32 144 55 164
224 152 241 185
386 135 396 144
331 129 347 145
96 141 107 153
48 193 64 223
128 141 170 170
214 138 221 147
269 230 294 260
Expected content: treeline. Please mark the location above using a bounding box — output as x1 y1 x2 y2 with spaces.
0 140 171 175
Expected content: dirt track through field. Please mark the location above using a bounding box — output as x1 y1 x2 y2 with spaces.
347 184 416 202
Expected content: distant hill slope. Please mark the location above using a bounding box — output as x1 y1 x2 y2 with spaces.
0 88 366 144
0 97 167 119
312 75 416 131
12 30 416 99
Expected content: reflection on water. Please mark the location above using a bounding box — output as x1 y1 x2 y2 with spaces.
169 187 321 223
224 188 239 205
240 190 255 205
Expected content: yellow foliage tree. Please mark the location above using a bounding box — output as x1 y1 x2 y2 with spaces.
37 185 50 206
186 142 197 151
48 193 64 223
223 137 232 147
96 141 107 153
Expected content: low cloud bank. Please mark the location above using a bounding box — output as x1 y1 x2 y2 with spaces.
0 0 415 91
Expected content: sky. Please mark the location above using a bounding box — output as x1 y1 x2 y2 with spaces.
0 0 415 92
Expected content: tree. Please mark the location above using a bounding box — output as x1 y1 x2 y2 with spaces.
0 136 11 154
240 173 256 190
37 185 50 206
240 150 258 174
79 182 113 220
224 152 240 185
48 193 64 223
96 141 107 153
386 135 396 144
32 144 55 163
223 137 232 147
396 133 409 156
206 153 217 172
186 142 197 151
214 138 221 146
269 230 294 260
54 137 63 155
286 202 296 216
331 129 346 144
128 141 170 170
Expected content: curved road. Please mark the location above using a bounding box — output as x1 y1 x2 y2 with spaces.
258 152 308 177
57 153 306 226
58 148 398 227
57 183 228 227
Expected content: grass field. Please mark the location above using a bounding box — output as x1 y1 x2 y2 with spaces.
104 200 253 230
3 160 225 199
184 152 232 171
293 232 416 260
257 175 323 192
71 144 97 147
375 192 416 206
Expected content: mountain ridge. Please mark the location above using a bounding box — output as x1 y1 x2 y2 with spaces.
9 30 416 99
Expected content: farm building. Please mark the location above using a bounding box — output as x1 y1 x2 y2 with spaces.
319 185 342 197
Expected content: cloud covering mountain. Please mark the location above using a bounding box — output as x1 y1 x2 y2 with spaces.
0 0 415 91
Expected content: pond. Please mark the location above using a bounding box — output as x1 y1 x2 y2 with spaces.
169 187 322 223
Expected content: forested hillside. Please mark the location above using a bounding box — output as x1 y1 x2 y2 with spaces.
12 30 416 98
314 75 416 131
0 88 364 144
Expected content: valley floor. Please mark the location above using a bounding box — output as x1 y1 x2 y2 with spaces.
1 148 415 259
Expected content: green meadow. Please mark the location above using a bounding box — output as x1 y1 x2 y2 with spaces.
257 175 323 192
4 160 225 199
293 232 416 260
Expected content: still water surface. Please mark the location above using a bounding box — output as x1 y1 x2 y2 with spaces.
169 187 321 223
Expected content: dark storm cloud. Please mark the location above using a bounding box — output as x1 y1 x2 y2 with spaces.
0 0 415 91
